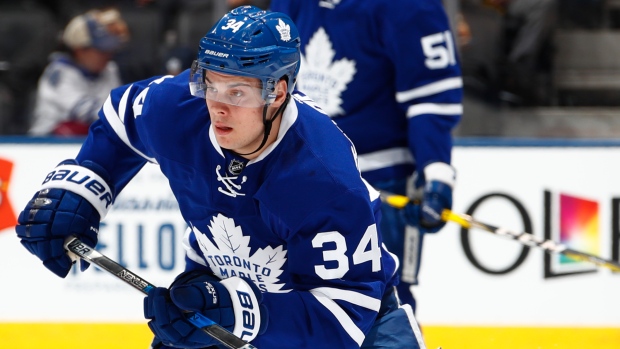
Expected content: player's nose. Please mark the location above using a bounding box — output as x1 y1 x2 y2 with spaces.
206 99 230 115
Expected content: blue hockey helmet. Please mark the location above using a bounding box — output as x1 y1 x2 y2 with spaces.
189 6 301 105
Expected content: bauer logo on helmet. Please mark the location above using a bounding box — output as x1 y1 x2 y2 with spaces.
204 50 230 58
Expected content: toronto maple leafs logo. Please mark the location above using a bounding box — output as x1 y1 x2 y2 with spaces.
297 27 356 117
193 214 288 293
276 19 291 42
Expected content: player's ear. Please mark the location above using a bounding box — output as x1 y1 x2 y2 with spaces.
271 79 288 108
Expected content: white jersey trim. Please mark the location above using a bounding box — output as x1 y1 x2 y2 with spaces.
357 147 414 173
182 227 209 267
401 304 427 349
208 126 226 158
395 77 463 103
383 243 400 278
102 88 158 164
310 289 366 346
406 103 463 118
362 178 381 203
310 287 382 311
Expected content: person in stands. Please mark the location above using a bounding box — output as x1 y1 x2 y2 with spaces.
29 7 129 136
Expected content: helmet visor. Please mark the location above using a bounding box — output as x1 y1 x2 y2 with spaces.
189 60 267 108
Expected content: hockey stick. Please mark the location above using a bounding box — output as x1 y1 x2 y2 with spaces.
380 192 620 272
63 237 258 349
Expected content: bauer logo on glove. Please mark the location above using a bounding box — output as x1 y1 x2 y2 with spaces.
41 164 114 216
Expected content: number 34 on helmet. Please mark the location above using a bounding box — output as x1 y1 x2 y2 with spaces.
189 6 301 107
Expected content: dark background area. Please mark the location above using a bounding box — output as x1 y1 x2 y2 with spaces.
2 0 620 138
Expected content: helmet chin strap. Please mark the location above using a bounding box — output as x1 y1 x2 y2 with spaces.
232 93 291 157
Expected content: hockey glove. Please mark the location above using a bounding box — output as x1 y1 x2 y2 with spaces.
148 337 184 349
15 159 114 278
144 270 268 348
419 162 455 233
401 200 421 228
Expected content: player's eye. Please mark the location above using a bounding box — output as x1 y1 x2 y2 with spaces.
228 90 244 98
226 89 246 105
205 86 218 96
203 82 264 108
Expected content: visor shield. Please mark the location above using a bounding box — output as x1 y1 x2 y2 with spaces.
189 60 267 108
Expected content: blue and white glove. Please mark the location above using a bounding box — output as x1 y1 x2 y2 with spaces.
15 159 114 278
402 162 455 233
419 162 455 233
144 270 268 348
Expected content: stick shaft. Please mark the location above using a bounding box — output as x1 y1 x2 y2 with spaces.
65 237 257 349
442 210 620 272
380 191 620 272
66 238 155 294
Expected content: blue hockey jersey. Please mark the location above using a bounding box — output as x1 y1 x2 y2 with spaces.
74 70 399 348
270 0 463 185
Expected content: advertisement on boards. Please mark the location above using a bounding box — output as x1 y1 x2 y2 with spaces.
0 143 619 327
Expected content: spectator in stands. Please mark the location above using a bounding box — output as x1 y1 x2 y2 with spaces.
460 0 557 105
28 8 129 136
491 0 557 100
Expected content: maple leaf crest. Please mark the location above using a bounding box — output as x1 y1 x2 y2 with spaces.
297 27 356 117
276 19 291 42
193 214 288 293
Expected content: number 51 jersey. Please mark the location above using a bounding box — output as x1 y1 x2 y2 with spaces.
270 0 463 184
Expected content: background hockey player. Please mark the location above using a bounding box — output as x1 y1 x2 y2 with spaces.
16 6 427 349
270 0 463 312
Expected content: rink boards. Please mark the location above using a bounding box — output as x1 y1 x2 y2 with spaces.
0 138 619 348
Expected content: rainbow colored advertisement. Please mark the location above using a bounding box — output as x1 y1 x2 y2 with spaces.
556 193 600 272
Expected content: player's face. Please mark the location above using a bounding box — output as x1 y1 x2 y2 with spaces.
205 71 279 158
75 48 114 74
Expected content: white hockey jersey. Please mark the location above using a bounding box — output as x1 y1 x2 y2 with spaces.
29 53 122 136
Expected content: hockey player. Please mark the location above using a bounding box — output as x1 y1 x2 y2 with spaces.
15 6 426 349
270 0 463 312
